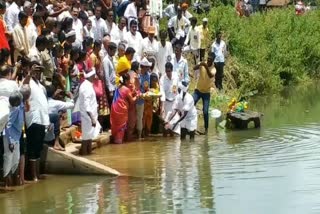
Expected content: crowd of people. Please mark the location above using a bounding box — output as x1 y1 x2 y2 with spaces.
0 0 227 188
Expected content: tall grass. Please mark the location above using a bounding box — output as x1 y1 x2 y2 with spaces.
202 6 320 94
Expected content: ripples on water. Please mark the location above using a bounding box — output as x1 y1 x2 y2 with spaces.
3 85 320 213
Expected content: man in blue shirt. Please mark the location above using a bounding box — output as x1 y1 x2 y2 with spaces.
136 57 151 139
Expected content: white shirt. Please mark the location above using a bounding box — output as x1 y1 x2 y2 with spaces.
163 4 176 18
211 40 226 63
185 27 201 50
156 41 173 76
90 16 108 42
168 15 190 38
57 11 72 22
159 73 179 102
141 37 159 57
72 18 84 46
0 79 19 98
25 79 50 128
5 2 20 33
106 21 117 34
173 92 197 131
170 54 189 83
124 31 143 58
124 2 138 28
102 54 116 92
110 26 126 45
28 47 42 63
48 98 74 115
84 26 94 38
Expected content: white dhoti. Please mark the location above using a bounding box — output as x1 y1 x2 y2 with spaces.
3 136 20 177
81 114 101 141
180 114 198 132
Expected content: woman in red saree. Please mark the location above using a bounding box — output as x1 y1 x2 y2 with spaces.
111 73 137 144
0 2 9 51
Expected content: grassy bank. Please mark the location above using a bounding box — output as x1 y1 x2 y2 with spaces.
198 6 320 94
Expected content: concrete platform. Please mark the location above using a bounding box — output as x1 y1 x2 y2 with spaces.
44 128 120 176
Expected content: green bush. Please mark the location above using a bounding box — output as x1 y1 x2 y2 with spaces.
200 6 320 94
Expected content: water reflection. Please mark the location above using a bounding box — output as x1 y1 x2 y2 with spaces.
2 84 320 213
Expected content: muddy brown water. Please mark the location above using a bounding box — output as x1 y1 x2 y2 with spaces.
2 84 320 213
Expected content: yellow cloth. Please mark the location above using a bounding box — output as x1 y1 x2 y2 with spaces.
196 65 215 93
116 56 131 75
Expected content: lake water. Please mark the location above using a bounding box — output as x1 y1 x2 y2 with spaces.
2 84 320 214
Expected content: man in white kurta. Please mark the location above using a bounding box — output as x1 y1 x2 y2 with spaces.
184 17 201 64
166 82 197 140
12 12 30 62
78 70 101 155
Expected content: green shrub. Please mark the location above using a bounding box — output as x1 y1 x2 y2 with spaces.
199 6 320 94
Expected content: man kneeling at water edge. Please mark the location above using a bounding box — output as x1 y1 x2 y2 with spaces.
164 82 198 140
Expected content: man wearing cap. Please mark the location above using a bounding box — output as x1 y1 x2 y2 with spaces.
63 30 77 48
136 57 152 139
78 69 101 156
197 17 210 61
102 42 117 108
141 26 159 58
165 81 197 140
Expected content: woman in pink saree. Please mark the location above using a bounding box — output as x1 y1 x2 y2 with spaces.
111 73 137 144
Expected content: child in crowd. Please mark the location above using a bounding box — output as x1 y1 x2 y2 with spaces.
45 85 75 151
3 91 25 188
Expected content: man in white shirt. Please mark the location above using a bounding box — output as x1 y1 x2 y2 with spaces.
211 31 227 90
170 44 190 84
22 63 50 181
184 17 201 65
124 20 143 60
110 17 127 45
102 42 117 107
4 0 22 33
156 30 173 77
141 26 158 58
160 62 179 137
90 5 108 42
163 0 178 18
71 6 84 48
105 9 117 34
165 81 197 140
124 0 141 29
167 7 190 44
